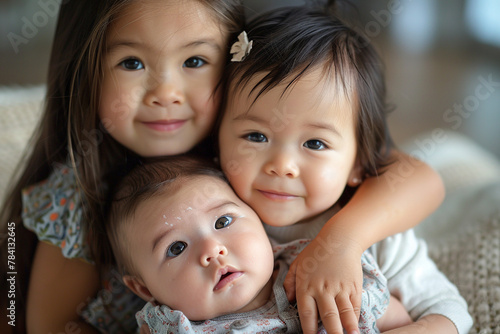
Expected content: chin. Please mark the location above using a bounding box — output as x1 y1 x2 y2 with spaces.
259 213 298 227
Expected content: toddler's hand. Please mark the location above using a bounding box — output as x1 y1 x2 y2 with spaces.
284 236 364 334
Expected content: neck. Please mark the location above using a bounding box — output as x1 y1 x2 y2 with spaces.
233 274 275 314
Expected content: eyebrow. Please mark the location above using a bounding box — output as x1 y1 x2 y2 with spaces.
306 121 342 137
233 114 342 137
107 38 221 54
207 200 239 213
152 227 173 253
151 199 239 252
232 113 267 124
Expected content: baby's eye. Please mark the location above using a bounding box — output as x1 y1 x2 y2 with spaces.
304 140 327 150
119 58 144 71
245 132 268 143
166 241 187 258
215 216 233 229
183 57 206 68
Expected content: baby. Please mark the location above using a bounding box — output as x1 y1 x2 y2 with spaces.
106 156 406 333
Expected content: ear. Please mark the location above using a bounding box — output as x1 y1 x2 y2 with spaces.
123 275 154 302
347 162 363 187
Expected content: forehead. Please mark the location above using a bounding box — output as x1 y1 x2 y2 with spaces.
139 176 235 215
107 0 222 41
228 66 356 119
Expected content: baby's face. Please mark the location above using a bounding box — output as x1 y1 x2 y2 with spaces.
99 0 227 157
219 67 360 227
125 175 274 320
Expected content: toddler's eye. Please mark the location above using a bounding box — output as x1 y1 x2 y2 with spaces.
304 140 327 150
245 132 268 143
184 57 206 68
119 58 144 71
215 216 233 229
166 241 187 258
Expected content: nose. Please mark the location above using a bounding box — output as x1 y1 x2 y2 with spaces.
199 238 228 267
143 74 185 107
264 149 299 178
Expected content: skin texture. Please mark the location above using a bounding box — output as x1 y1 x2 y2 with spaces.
27 242 100 334
99 0 227 157
122 176 275 321
219 69 362 228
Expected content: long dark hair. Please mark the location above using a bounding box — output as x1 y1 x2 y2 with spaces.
219 1 393 180
0 0 244 331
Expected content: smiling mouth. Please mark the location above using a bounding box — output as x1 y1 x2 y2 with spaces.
143 119 186 132
214 268 243 291
258 190 298 201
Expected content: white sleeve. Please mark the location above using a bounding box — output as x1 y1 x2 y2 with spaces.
369 230 473 334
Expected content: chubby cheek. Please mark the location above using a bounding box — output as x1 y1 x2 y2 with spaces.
225 172 250 203
306 169 346 210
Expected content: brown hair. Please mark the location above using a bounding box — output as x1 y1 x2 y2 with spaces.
0 0 244 331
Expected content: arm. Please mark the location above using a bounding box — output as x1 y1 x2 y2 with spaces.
285 150 446 334
382 315 458 334
27 242 100 334
373 230 472 334
326 150 445 249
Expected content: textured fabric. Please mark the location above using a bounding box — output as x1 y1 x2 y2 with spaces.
426 211 500 334
137 239 389 333
370 230 473 334
81 268 146 333
22 165 143 333
22 165 91 262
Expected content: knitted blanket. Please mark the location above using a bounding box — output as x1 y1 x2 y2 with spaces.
427 211 500 334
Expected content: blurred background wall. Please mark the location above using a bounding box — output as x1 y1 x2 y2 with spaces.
1 0 499 157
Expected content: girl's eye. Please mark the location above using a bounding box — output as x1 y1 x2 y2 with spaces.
304 140 327 150
215 216 233 229
119 58 144 71
245 132 268 143
184 57 206 68
166 241 187 258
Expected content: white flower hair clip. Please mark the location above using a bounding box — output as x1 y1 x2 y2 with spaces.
230 31 253 62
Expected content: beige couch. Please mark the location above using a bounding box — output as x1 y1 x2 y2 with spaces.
1 86 500 333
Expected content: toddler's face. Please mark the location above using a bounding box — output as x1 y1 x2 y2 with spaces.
219 67 360 226
125 175 274 320
99 0 226 157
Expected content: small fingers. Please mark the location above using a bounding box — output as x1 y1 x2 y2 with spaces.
351 290 362 323
283 262 297 302
337 293 360 334
296 293 320 334
317 292 358 334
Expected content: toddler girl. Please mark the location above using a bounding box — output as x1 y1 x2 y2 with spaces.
218 3 466 334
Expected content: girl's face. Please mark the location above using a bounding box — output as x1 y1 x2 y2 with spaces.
124 176 274 320
219 68 361 227
99 0 227 157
